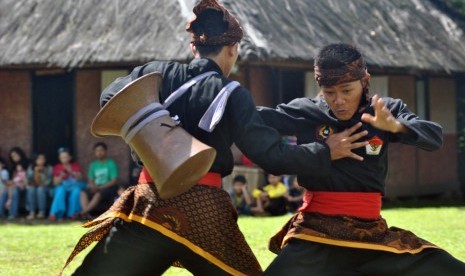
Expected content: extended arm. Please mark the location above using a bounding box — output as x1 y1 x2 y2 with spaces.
362 95 443 151
229 89 331 177
257 98 322 136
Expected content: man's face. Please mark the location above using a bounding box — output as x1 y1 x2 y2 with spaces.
94 146 106 160
321 80 363 121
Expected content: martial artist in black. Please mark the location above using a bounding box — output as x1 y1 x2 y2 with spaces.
259 43 465 275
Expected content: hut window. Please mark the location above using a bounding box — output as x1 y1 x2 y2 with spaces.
101 70 129 91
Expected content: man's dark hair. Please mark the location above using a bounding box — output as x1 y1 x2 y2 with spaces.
314 43 362 70
192 9 228 56
233 174 247 184
94 142 108 151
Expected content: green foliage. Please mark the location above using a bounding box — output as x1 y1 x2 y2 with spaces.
0 209 464 276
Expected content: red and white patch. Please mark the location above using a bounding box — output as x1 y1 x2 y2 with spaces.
366 136 383 155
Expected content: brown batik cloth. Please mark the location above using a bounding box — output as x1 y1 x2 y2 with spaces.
64 183 262 276
269 212 440 255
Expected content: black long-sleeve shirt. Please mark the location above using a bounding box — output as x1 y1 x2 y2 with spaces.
257 97 443 194
100 58 331 178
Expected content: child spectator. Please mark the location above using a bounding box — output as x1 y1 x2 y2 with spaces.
26 153 53 219
79 142 118 218
284 176 305 213
49 147 85 221
13 163 27 189
251 174 287 216
228 174 253 215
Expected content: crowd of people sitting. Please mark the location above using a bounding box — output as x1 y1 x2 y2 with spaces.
0 143 303 222
229 173 305 216
0 142 122 222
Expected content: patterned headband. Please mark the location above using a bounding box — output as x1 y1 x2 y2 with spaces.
186 0 243 46
314 57 367 87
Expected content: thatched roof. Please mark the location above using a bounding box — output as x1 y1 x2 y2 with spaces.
1 0 465 72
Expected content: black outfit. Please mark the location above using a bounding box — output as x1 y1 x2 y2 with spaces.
257 97 465 275
71 58 332 276
265 238 465 276
258 96 442 193
100 58 331 178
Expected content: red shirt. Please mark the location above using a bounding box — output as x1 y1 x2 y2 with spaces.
53 162 82 180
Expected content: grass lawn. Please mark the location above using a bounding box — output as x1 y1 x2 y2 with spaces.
0 205 464 275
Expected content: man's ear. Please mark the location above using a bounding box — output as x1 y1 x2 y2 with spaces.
362 69 371 87
191 44 199 57
361 75 371 88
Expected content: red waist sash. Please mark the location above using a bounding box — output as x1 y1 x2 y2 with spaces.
138 167 222 188
299 191 381 219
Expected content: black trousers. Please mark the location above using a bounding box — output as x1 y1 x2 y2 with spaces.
73 219 230 276
264 239 465 276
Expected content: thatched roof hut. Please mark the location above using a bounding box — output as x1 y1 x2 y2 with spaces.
1 0 465 72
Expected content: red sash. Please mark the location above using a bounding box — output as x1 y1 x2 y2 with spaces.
299 191 381 219
138 167 222 188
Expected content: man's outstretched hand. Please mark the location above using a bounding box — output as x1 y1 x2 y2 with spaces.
361 95 408 134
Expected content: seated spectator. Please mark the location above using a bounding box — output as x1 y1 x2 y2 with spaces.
0 147 29 220
8 147 30 171
251 174 287 216
228 174 253 215
0 178 11 220
26 153 53 220
0 157 9 194
284 176 305 213
79 142 118 218
0 163 27 220
0 157 9 220
0 147 30 220
49 147 85 221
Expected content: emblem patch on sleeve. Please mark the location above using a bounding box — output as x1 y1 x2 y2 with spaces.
366 136 383 155
316 125 334 141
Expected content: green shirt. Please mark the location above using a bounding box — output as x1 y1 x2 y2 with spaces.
88 159 118 186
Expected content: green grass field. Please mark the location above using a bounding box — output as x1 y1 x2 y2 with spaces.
0 206 464 276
